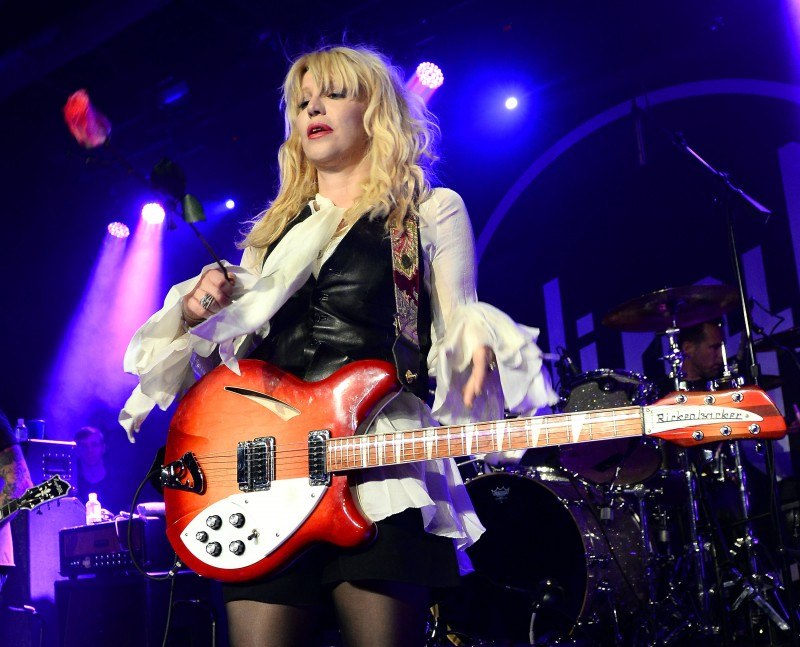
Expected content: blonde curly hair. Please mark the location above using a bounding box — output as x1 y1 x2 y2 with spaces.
240 45 439 256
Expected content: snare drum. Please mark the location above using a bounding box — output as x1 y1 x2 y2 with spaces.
437 471 646 645
559 369 661 485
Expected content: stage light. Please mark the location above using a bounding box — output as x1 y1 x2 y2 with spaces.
141 202 166 224
225 199 236 210
416 62 444 90
505 96 519 110
407 62 444 103
107 222 130 238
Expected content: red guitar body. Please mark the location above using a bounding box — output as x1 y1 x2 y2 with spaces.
163 359 400 583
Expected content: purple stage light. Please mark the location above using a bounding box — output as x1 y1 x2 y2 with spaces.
107 221 130 238
416 62 444 90
406 62 444 103
505 96 519 110
225 199 236 210
141 202 166 224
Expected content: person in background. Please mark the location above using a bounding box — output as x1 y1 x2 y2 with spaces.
678 319 725 388
74 426 124 517
120 44 555 646
0 409 33 592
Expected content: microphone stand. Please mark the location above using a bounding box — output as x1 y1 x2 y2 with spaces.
669 131 798 644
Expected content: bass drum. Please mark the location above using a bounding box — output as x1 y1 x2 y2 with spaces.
559 369 661 485
437 472 646 645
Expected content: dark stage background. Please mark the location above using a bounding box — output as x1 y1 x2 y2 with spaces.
1 1 799 499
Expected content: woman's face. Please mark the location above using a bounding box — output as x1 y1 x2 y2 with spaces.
294 71 369 174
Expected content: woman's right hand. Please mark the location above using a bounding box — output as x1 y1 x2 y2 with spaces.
181 268 236 327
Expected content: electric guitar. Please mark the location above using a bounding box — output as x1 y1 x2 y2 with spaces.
161 359 786 583
0 475 72 521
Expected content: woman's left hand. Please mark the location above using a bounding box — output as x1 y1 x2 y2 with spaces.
462 345 496 408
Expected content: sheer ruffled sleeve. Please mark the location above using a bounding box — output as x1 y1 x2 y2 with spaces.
420 188 558 426
118 260 260 442
119 200 344 442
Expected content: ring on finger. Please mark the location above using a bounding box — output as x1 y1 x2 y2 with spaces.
199 293 216 311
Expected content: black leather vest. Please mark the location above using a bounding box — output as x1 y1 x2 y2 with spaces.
248 207 432 399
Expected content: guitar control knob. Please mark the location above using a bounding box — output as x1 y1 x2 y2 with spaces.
229 513 245 528
206 515 222 530
229 540 246 555
196 531 209 543
205 542 222 557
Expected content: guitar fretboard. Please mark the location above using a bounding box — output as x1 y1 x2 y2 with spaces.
0 500 19 520
326 405 643 471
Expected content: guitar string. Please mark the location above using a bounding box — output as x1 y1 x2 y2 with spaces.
184 414 649 480
186 413 646 463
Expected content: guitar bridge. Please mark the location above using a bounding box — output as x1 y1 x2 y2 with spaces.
308 430 331 486
161 452 205 493
237 437 275 492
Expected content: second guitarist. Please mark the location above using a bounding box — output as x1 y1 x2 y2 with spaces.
0 409 33 592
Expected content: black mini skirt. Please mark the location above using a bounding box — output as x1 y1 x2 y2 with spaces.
222 507 460 607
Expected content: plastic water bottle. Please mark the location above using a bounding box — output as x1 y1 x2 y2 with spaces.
14 418 28 442
86 492 102 525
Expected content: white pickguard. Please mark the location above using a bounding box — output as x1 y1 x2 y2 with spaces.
180 477 326 570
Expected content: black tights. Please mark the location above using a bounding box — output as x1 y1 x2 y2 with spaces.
226 580 431 647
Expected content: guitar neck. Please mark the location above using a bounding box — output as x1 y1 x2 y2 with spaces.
0 500 18 521
326 406 644 472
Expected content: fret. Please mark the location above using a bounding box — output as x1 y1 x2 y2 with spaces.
464 424 476 455
527 417 542 450
570 413 586 444
493 420 505 452
424 428 436 460
360 436 369 468
375 434 386 465
612 411 618 438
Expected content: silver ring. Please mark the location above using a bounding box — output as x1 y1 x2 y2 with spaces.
199 293 216 311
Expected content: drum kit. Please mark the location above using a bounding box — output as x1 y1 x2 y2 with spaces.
430 285 799 647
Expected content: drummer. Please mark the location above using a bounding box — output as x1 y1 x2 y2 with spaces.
677 319 725 390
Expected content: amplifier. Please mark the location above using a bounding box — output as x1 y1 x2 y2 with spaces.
20 438 75 487
59 516 174 576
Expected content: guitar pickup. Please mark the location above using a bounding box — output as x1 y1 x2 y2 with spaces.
237 437 275 492
308 430 331 486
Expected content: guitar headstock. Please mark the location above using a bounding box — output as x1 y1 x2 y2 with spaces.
16 475 71 511
644 388 787 447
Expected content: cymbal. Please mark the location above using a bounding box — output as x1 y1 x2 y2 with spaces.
602 285 739 333
754 326 800 352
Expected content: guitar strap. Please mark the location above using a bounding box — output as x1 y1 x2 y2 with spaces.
390 213 423 391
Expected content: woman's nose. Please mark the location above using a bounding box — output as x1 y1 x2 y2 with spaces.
307 95 325 116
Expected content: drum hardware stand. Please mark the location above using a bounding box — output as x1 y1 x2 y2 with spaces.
659 324 720 634
710 328 792 638
680 448 718 634
666 127 799 645
659 326 687 392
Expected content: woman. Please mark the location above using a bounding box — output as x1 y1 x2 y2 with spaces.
121 45 554 646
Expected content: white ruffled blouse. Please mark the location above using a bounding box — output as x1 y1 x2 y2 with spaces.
120 187 556 553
